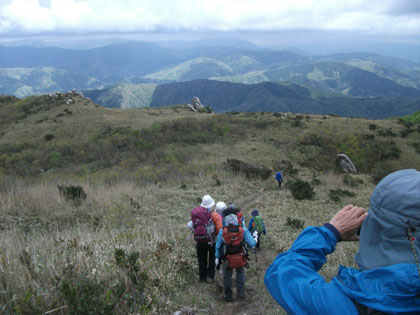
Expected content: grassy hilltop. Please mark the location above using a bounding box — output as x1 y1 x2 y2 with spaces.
0 93 420 314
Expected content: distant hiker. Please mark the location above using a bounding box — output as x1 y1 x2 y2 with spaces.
215 214 257 302
265 169 420 314
222 204 246 228
248 209 266 249
275 171 283 189
191 195 222 283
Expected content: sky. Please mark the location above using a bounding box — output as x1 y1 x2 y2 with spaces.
0 0 419 59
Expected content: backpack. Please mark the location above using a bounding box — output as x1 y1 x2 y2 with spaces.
253 215 264 234
222 225 248 268
223 207 244 226
191 206 216 243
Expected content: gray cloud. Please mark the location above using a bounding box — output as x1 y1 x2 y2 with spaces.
387 0 420 15
0 0 419 38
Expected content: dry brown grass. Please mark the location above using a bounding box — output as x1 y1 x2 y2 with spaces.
0 168 378 314
1 98 420 313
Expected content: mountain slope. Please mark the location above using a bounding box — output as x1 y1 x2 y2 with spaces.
149 79 420 118
0 42 181 82
83 83 157 108
0 67 102 97
143 57 234 82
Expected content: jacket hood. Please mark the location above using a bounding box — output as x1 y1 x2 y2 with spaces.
334 264 420 312
355 169 420 270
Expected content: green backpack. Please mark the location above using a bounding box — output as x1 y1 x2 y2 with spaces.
253 216 264 234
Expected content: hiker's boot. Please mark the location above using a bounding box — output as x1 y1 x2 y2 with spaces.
224 296 233 302
237 295 245 301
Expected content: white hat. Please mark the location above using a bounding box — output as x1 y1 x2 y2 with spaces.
215 201 227 214
201 195 215 209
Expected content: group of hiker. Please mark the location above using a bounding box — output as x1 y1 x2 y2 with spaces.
187 169 420 313
189 195 266 302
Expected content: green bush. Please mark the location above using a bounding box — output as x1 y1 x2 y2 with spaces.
343 174 364 187
59 270 120 314
412 142 420 154
329 189 356 202
286 217 304 229
288 180 315 200
57 184 87 207
377 128 397 137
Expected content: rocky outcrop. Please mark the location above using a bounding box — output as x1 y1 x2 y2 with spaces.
186 97 205 111
336 154 357 174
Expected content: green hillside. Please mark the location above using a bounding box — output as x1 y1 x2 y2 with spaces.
148 79 420 118
0 93 419 313
213 61 420 97
2 43 420 101
83 83 157 108
400 110 420 124
0 67 103 97
143 57 234 82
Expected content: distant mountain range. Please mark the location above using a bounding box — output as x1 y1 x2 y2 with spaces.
1 39 420 118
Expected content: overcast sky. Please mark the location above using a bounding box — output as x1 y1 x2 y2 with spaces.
0 0 419 58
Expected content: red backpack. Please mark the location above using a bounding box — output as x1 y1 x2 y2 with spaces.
191 206 216 243
222 225 248 268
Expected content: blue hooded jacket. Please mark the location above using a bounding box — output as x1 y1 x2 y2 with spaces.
265 169 420 314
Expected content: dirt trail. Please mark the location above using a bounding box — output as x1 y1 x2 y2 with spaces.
233 188 265 212
209 188 281 315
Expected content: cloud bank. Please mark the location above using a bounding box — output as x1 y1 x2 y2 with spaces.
0 0 419 37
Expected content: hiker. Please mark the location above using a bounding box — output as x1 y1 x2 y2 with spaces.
275 171 283 188
265 169 420 314
215 213 257 302
191 195 222 283
215 201 227 218
248 209 266 249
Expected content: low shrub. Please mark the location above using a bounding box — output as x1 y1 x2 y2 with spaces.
329 189 356 203
412 142 420 154
57 184 87 207
377 128 397 137
288 180 315 200
343 174 364 187
226 158 272 180
286 217 305 229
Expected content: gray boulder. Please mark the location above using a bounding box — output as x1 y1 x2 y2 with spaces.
336 154 357 174
186 96 205 111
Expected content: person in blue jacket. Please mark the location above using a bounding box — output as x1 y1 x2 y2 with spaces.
215 214 257 302
275 171 283 189
265 169 420 314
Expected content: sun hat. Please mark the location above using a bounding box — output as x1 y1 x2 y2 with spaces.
355 169 420 270
201 195 215 209
215 201 227 214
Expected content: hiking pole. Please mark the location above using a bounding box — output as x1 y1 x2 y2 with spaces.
254 248 260 288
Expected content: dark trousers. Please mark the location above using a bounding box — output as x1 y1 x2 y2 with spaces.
196 242 215 281
277 180 282 188
223 262 245 298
